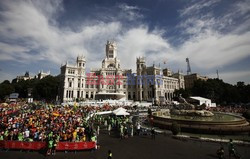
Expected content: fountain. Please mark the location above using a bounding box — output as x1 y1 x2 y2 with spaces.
150 96 250 134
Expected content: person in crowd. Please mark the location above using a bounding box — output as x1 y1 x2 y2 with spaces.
108 124 111 135
120 125 124 139
137 123 141 136
0 132 4 141
47 138 54 156
151 127 155 139
97 125 100 136
216 146 224 159
228 139 240 159
52 135 58 155
130 124 134 137
108 150 112 159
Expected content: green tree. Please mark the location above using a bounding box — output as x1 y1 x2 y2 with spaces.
190 78 250 105
174 88 191 98
35 75 60 101
0 80 14 100
171 122 181 135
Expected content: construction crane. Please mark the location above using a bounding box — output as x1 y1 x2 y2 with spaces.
186 58 192 75
216 69 219 79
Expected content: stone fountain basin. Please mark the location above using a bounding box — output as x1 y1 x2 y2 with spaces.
151 111 250 134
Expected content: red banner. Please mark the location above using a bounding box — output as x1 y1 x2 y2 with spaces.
4 141 46 150
56 141 96 150
0 140 4 148
1 141 96 150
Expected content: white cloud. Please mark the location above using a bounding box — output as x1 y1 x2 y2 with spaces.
173 0 250 79
236 0 250 15
171 31 250 69
117 3 143 21
117 26 170 71
0 0 121 65
0 42 30 61
179 0 221 17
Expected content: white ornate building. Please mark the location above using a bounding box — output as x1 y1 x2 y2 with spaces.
59 41 185 103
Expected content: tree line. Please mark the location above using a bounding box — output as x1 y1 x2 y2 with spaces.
0 75 60 102
175 79 250 105
0 76 250 105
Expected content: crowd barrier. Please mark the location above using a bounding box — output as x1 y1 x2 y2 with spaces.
0 140 4 148
0 140 96 150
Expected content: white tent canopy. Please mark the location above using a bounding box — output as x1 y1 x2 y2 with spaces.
112 107 130 116
95 111 113 115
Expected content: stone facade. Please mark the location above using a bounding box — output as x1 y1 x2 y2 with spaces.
15 71 34 82
35 70 50 80
184 73 208 89
59 41 185 103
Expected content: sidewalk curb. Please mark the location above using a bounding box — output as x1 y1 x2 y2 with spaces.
173 135 250 146
141 125 250 146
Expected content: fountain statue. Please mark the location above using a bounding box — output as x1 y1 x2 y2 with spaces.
170 95 214 117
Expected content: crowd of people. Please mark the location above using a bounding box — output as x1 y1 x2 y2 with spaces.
0 102 140 153
0 102 138 155
0 102 23 117
209 105 248 114
1 104 97 143
216 139 242 159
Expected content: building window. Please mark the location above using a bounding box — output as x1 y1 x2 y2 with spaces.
68 69 75 74
108 50 114 58
128 92 131 99
77 91 80 98
68 90 70 98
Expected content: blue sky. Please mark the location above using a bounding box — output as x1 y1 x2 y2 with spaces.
0 0 250 84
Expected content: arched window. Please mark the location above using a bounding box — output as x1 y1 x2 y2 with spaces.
108 63 115 68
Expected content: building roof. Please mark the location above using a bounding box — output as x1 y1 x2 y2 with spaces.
190 96 211 101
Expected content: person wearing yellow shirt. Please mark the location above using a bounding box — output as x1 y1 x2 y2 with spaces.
72 130 77 142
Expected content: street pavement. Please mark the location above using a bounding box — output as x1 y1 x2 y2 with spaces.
0 131 250 159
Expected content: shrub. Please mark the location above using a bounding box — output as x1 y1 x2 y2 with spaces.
242 110 250 119
171 122 181 135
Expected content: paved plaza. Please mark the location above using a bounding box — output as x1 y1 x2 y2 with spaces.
1 131 249 159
